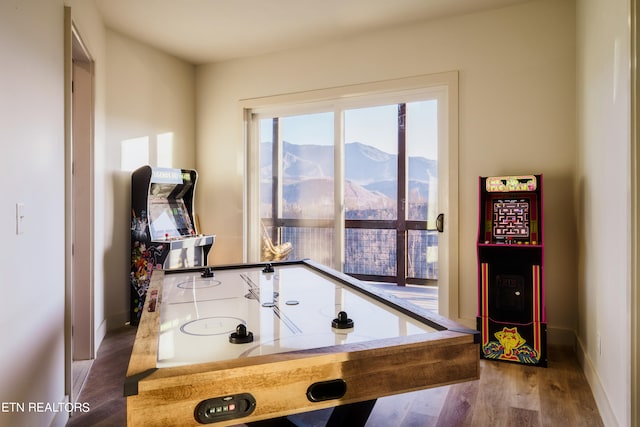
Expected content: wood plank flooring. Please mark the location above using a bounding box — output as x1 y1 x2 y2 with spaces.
66 325 603 427
71 359 92 402
67 326 136 427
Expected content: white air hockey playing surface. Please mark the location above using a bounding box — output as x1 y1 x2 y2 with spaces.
157 263 438 367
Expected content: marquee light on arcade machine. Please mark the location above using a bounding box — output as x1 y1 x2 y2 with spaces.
130 166 215 325
476 175 546 366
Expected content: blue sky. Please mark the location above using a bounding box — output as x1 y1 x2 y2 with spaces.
260 100 438 160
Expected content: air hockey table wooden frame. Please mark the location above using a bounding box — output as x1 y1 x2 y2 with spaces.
124 260 480 426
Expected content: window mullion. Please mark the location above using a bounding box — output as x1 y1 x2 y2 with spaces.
334 107 345 271
397 103 407 286
270 117 284 246
270 118 278 227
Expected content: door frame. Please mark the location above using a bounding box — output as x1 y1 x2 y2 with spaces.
64 7 96 401
630 1 639 424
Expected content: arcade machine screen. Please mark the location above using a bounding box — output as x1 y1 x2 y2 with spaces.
491 198 530 243
148 183 195 240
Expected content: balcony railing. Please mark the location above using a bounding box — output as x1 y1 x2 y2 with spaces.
262 221 438 285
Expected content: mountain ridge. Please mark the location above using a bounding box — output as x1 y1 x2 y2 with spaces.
260 141 436 207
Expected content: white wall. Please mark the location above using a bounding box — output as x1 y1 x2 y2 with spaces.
0 1 66 426
104 30 197 328
196 0 578 339
576 0 631 425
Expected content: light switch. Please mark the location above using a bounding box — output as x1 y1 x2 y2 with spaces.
16 203 24 235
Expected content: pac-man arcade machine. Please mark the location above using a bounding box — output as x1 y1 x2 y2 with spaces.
477 175 546 366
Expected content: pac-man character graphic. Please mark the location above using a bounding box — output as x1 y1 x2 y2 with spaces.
495 327 526 360
482 326 539 364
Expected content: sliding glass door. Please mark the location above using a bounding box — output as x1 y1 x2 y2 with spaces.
256 95 441 286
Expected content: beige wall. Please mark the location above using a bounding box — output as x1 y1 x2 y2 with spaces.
196 0 578 338
576 0 631 425
0 1 66 426
104 30 197 328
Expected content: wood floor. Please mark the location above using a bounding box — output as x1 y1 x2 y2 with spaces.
66 324 603 427
67 326 136 427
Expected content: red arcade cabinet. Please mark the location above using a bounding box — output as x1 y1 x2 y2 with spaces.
476 175 546 366
130 166 215 325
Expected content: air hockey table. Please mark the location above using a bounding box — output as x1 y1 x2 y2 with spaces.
125 260 480 426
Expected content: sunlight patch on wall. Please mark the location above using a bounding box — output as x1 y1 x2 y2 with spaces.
121 136 149 171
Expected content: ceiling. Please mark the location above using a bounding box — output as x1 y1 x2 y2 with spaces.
96 0 531 65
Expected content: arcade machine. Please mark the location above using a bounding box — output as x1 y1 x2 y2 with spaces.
476 175 546 366
130 166 215 325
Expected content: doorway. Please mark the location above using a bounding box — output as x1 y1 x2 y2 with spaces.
64 9 95 403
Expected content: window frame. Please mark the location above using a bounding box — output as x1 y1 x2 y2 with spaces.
242 72 459 317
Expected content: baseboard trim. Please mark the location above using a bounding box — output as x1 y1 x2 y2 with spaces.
575 335 619 427
94 318 107 353
106 310 130 331
547 326 576 347
49 395 69 427
94 311 131 352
